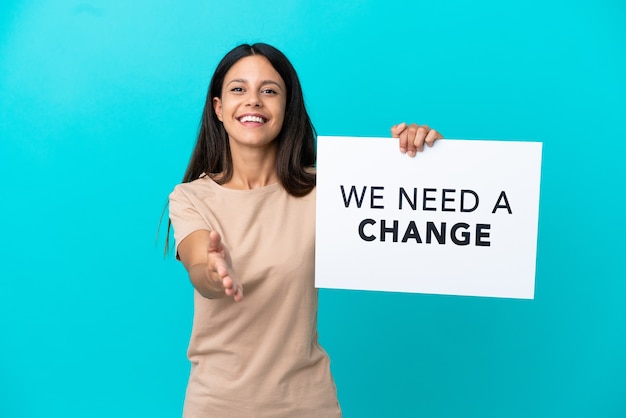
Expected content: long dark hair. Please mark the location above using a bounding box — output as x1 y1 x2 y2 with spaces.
184 42 316 193
162 43 316 254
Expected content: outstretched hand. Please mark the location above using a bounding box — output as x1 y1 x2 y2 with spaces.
391 122 443 157
206 230 243 302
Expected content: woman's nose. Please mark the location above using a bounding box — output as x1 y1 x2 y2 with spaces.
246 92 262 107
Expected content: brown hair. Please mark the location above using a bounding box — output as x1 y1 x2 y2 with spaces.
162 43 316 254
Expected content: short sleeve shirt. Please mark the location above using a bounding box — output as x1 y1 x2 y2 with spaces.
169 176 341 417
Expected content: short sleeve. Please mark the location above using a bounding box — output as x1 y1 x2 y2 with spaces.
169 185 212 258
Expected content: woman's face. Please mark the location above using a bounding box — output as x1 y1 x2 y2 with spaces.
213 55 287 152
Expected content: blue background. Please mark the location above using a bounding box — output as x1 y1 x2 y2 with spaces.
1 1 625 417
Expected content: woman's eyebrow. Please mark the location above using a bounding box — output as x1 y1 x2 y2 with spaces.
226 79 282 89
226 78 247 86
261 80 282 90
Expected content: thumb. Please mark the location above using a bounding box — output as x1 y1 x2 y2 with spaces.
207 230 223 253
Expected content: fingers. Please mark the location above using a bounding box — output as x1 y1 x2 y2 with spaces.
215 259 243 302
222 276 244 302
213 259 244 302
391 122 443 157
206 230 244 302
391 122 408 154
212 255 229 279
424 128 443 148
411 124 430 155
390 122 407 138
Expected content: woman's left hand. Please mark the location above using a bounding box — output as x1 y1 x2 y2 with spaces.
391 122 443 157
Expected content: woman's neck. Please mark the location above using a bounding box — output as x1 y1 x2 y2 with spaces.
224 143 279 190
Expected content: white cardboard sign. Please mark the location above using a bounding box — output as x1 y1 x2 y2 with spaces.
315 137 542 299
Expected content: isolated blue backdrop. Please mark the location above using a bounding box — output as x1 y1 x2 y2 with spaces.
1 1 625 417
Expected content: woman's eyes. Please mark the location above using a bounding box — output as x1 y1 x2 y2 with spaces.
229 87 277 95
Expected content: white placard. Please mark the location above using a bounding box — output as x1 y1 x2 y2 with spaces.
315 137 542 299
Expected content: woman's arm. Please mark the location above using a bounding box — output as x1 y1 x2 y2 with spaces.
177 230 243 302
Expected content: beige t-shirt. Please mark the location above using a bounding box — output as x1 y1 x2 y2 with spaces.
169 175 341 418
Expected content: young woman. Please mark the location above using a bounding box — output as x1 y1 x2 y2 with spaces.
168 43 442 417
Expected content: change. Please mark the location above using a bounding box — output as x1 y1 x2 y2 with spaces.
358 218 491 246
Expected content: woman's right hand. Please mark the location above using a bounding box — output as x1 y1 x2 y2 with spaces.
206 230 244 301
178 229 244 301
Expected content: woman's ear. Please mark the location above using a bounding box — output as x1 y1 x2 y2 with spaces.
213 97 223 121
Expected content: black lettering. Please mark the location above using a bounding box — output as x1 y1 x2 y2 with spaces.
442 189 456 212
370 186 385 209
340 185 367 208
426 222 446 244
401 221 422 243
460 189 479 212
399 187 417 210
423 188 437 211
380 219 398 242
492 191 512 214
451 223 470 246
476 224 491 246
358 218 376 241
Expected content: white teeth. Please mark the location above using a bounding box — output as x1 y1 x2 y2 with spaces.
239 115 265 123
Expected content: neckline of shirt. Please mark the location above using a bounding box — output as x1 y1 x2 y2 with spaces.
200 173 282 195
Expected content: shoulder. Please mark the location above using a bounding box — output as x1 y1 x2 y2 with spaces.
169 174 214 201
168 176 215 237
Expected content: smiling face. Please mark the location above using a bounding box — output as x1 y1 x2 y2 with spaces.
213 55 287 153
